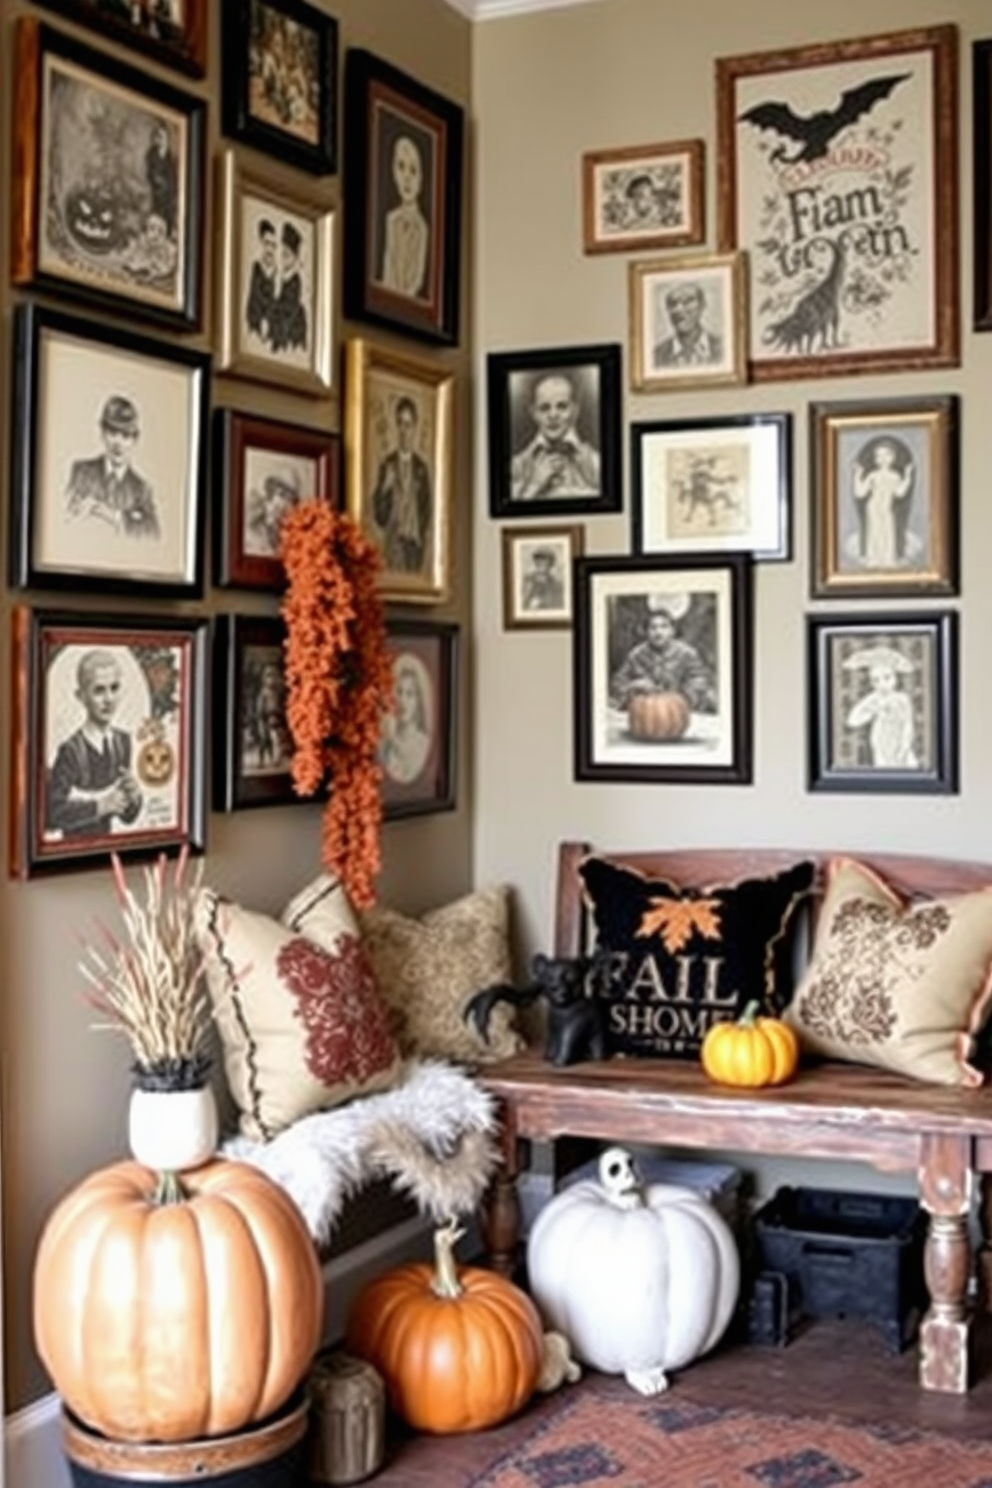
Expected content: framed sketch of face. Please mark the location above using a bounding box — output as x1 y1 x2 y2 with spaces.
216 150 334 395
9 303 209 600
582 139 705 255
11 19 205 331
221 0 337 174
629 252 747 392
810 397 958 599
807 612 958 794
501 524 584 631
10 607 208 878
380 621 458 820
32 0 207 76
213 615 315 810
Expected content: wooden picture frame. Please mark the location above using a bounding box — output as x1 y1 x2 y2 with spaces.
582 140 705 255
10 607 208 878
220 0 337 175
215 149 335 395
975 39 992 332
574 554 753 786
487 343 622 519
501 524 584 631
716 25 959 380
632 413 790 561
807 611 958 794
344 338 453 605
33 0 207 76
343 48 464 346
810 397 958 599
12 18 205 332
214 409 340 590
381 621 458 820
214 614 312 811
9 302 210 600
628 252 747 392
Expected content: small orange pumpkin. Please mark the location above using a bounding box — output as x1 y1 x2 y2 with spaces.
700 1001 800 1088
627 691 690 741
346 1220 543 1434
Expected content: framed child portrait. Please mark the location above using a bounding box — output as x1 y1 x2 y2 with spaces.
221 0 337 175
10 607 208 878
343 48 464 346
582 139 705 255
380 621 458 820
501 524 584 631
628 252 747 392
214 614 311 811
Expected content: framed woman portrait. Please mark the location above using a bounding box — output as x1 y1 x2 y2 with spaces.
810 397 958 599
502 524 584 631
807 612 958 795
343 48 464 346
221 0 337 175
10 607 208 878
214 614 312 811
12 19 205 332
628 252 747 392
582 139 705 255
380 622 458 821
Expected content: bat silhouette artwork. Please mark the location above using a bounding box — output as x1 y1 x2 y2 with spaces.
738 73 910 164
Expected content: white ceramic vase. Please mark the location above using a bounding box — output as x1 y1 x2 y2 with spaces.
128 1084 219 1172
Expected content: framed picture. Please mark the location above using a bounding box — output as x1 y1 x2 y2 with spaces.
214 615 312 811
9 303 210 600
220 0 337 175
380 622 458 820
487 344 622 519
343 48 464 346
12 18 205 332
501 524 585 631
574 554 753 785
32 0 207 76
631 413 790 561
215 149 335 395
716 26 959 380
344 338 453 605
628 252 747 392
10 607 208 879
214 410 339 590
810 397 958 599
976 39 992 332
582 140 705 254
807 612 958 794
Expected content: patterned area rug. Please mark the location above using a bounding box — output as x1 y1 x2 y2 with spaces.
470 1394 992 1488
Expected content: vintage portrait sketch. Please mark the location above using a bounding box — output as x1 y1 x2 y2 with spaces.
508 365 602 503
630 255 745 391
606 592 720 741
248 0 320 147
242 446 317 558
239 643 291 776
380 649 434 787
364 372 436 579
371 106 436 304
827 632 935 774
584 141 704 253
835 428 926 573
240 190 314 371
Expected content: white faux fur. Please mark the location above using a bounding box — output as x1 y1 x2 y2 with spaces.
222 1060 500 1245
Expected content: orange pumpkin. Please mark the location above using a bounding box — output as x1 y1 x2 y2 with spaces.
346 1220 543 1434
700 1001 800 1088
627 691 690 741
33 1158 323 1443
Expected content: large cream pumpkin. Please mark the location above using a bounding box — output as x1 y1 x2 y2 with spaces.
527 1148 739 1394
33 1158 323 1443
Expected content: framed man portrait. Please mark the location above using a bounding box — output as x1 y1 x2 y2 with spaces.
487 343 622 519
574 554 753 785
343 48 464 346
582 139 705 255
810 397 958 600
214 614 311 811
9 303 210 600
216 150 334 395
344 339 453 604
502 524 584 631
629 252 747 392
12 18 205 332
10 607 208 878
976 39 992 332
380 621 458 820
32 0 207 76
221 0 337 174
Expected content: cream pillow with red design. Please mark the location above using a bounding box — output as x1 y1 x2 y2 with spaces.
195 885 401 1140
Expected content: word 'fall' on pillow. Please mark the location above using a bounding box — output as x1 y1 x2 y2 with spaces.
196 883 401 1140
578 856 815 1060
785 857 992 1087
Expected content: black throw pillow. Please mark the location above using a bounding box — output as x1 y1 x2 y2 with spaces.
578 856 816 1060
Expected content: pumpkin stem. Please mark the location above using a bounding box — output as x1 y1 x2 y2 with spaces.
152 1170 188 1206
739 1000 761 1028
431 1219 465 1299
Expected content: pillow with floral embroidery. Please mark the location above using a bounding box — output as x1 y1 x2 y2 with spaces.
785 857 992 1086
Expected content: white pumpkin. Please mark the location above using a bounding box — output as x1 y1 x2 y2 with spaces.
527 1147 740 1395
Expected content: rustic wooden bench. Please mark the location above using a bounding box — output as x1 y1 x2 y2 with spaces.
477 841 992 1395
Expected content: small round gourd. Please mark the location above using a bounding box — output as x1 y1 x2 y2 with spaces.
627 691 691 741
701 1000 800 1088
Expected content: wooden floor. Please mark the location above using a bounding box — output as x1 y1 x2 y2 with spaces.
349 1314 992 1487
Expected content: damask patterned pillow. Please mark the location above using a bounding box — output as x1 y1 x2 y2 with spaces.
785 858 992 1086
195 886 401 1140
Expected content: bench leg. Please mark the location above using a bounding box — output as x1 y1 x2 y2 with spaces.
919 1133 974 1393
479 1102 521 1278
977 1174 992 1312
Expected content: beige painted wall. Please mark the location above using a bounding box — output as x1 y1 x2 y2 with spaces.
0 0 472 1409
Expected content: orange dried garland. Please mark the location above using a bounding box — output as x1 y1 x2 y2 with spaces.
280 500 394 909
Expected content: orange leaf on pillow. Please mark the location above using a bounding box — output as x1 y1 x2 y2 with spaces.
638 897 722 954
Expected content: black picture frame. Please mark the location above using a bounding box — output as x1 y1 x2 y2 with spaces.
807 611 958 795
214 614 315 811
976 39 992 332
9 302 210 600
381 621 458 821
487 343 623 519
32 0 208 76
574 553 753 786
343 48 464 346
10 607 208 879
221 0 338 175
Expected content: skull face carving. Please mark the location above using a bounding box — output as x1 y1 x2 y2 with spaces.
599 1147 642 1207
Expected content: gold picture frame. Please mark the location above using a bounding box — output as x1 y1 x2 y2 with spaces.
582 140 705 255
628 251 747 392
344 338 453 605
501 523 584 631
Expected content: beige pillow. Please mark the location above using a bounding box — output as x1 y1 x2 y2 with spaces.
785 857 992 1086
196 885 401 1140
285 877 523 1065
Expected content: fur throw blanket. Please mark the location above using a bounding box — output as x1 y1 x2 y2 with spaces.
222 1060 501 1247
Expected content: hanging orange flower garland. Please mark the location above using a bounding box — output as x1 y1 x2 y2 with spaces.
280 500 394 909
